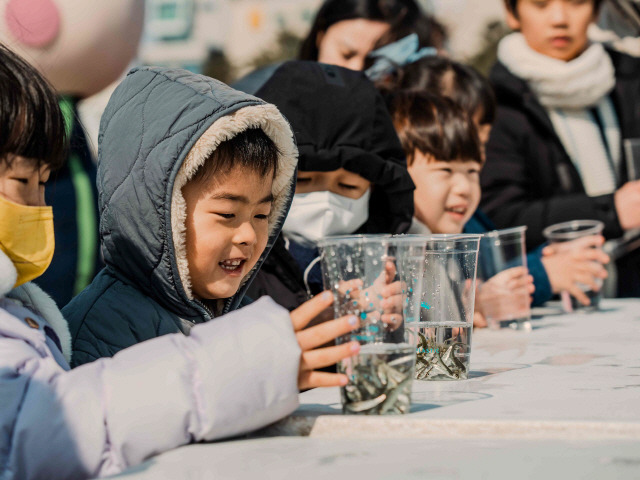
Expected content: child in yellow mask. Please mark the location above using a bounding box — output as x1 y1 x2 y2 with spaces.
0 43 360 480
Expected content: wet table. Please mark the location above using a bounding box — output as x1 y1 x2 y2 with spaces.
112 299 640 479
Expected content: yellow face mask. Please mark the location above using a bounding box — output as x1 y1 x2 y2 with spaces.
0 195 55 288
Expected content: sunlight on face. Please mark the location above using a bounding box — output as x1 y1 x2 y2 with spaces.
408 151 481 234
317 18 390 70
182 165 273 300
295 168 371 199
0 156 50 207
506 0 597 61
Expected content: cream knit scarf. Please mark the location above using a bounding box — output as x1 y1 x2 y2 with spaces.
498 33 620 196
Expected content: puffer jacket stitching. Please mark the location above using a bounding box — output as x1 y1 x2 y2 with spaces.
172 335 204 440
102 97 258 221
1 360 28 478
70 347 98 364
100 79 162 216
5 356 65 477
98 71 158 149
70 275 118 345
78 312 128 352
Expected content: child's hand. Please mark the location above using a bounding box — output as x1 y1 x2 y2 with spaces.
476 266 534 323
378 261 404 330
291 292 361 390
334 261 404 330
472 310 488 328
541 236 609 306
541 235 608 258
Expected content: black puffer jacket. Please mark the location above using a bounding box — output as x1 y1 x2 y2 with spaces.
481 49 640 297
237 61 415 310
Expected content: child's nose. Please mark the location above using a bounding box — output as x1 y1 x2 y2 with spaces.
452 175 472 197
549 3 570 25
234 222 258 246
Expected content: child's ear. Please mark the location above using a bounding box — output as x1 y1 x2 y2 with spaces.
504 2 521 31
316 30 325 50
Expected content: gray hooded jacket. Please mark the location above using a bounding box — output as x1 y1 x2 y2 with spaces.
63 66 298 366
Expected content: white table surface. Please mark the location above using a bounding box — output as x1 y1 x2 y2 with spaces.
111 299 640 479
263 299 640 440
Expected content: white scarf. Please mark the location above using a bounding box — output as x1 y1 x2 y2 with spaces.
498 33 621 196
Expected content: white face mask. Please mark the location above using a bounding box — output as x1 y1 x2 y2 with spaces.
282 189 370 247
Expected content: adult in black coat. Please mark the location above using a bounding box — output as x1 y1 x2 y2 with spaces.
236 61 415 310
480 0 640 297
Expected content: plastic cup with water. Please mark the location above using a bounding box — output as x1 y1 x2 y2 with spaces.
408 234 481 381
542 220 605 312
477 226 531 330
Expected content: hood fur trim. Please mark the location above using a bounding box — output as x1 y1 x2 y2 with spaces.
7 281 73 364
0 249 17 298
0 244 72 363
171 103 297 300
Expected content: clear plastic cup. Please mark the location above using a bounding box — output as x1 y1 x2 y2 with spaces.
477 226 531 330
318 235 424 414
408 234 481 381
542 220 605 313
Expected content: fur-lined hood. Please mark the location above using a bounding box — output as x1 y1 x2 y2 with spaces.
97 67 297 320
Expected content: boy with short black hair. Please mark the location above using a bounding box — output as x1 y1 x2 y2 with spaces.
387 90 535 325
0 47 359 479
65 65 360 383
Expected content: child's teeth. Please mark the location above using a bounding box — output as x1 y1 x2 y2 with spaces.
221 259 243 268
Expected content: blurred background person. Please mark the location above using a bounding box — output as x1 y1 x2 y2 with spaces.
299 0 447 70
480 0 640 297
591 0 640 56
0 0 145 307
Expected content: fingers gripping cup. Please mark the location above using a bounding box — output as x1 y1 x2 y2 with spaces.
477 226 531 330
318 235 424 415
409 234 481 381
543 220 605 313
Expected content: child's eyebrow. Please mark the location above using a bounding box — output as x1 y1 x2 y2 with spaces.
209 192 273 204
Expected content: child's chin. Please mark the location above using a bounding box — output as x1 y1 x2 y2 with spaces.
200 281 241 300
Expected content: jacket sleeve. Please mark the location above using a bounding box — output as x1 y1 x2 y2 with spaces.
481 107 623 248
1 297 300 480
527 246 553 307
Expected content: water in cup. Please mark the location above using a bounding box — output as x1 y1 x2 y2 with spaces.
411 321 470 380
406 234 481 381
339 342 415 414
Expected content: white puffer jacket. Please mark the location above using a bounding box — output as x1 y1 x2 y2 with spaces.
0 250 300 480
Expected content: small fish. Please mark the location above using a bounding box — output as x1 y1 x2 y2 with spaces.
345 394 387 413
379 376 412 414
388 354 415 367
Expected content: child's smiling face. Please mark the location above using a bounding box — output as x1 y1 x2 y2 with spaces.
182 164 274 300
408 151 481 234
